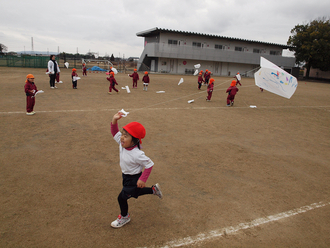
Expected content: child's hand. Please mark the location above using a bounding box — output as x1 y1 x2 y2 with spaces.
137 179 146 188
112 112 123 124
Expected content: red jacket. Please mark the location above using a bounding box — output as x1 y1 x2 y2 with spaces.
226 86 239 96
129 72 139 81
72 72 78 78
107 77 118 85
24 81 37 97
142 75 149 83
204 72 211 80
207 83 214 92
198 75 204 83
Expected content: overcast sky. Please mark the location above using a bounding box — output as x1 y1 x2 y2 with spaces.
1 0 329 58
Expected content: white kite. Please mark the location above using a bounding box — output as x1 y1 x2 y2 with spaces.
254 57 298 99
235 73 241 81
73 76 81 81
194 64 201 69
193 69 199 76
119 109 129 117
178 78 184 85
32 90 44 98
64 62 69 68
112 68 118 74
125 86 131 93
156 91 165 93
188 100 194 103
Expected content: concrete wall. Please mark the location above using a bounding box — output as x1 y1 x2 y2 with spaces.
138 31 295 77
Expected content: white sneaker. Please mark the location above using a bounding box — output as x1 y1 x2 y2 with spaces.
26 112 35 115
54 86 58 89
152 183 163 199
111 214 130 228
50 87 55 89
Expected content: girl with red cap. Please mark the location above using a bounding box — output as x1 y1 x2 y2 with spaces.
142 71 150 91
206 78 215 101
234 71 242 86
128 69 139 88
82 63 87 76
197 72 204 90
226 80 239 106
72 68 78 89
107 71 119 94
110 112 163 228
24 74 38 115
204 69 211 85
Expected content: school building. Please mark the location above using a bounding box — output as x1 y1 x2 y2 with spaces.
136 27 296 77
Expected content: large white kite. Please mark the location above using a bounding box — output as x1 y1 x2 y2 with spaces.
254 57 298 99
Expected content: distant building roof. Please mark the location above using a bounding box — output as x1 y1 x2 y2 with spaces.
136 27 291 49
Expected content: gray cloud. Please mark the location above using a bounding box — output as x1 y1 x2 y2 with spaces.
1 0 329 56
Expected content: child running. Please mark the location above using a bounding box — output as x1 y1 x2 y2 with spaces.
234 72 242 86
142 71 150 91
204 69 211 85
110 111 163 228
197 72 204 90
129 69 139 88
226 80 239 106
206 78 214 101
107 71 119 94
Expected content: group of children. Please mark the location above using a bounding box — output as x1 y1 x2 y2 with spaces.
106 68 151 95
197 70 241 105
128 68 150 91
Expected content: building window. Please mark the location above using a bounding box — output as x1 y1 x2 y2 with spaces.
215 44 223 49
168 39 178 45
253 48 260 53
193 42 202 47
235 46 243 52
270 50 280 55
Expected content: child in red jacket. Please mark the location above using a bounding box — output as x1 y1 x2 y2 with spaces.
197 72 204 90
206 78 214 101
107 72 119 94
129 69 139 88
142 71 150 91
24 74 38 115
72 68 78 89
204 69 211 85
226 80 239 106
82 63 87 76
234 72 242 86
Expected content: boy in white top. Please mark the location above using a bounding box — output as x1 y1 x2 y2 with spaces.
110 111 163 228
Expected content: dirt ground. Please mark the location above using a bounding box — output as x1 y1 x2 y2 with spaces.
0 67 329 248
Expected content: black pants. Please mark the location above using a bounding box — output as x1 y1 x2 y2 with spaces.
49 74 56 87
118 173 153 216
72 80 77 88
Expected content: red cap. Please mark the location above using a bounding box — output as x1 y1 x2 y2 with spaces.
144 71 148 74
231 80 236 86
123 122 146 144
210 78 214 84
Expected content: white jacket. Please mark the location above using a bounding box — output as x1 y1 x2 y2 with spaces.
47 60 60 74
